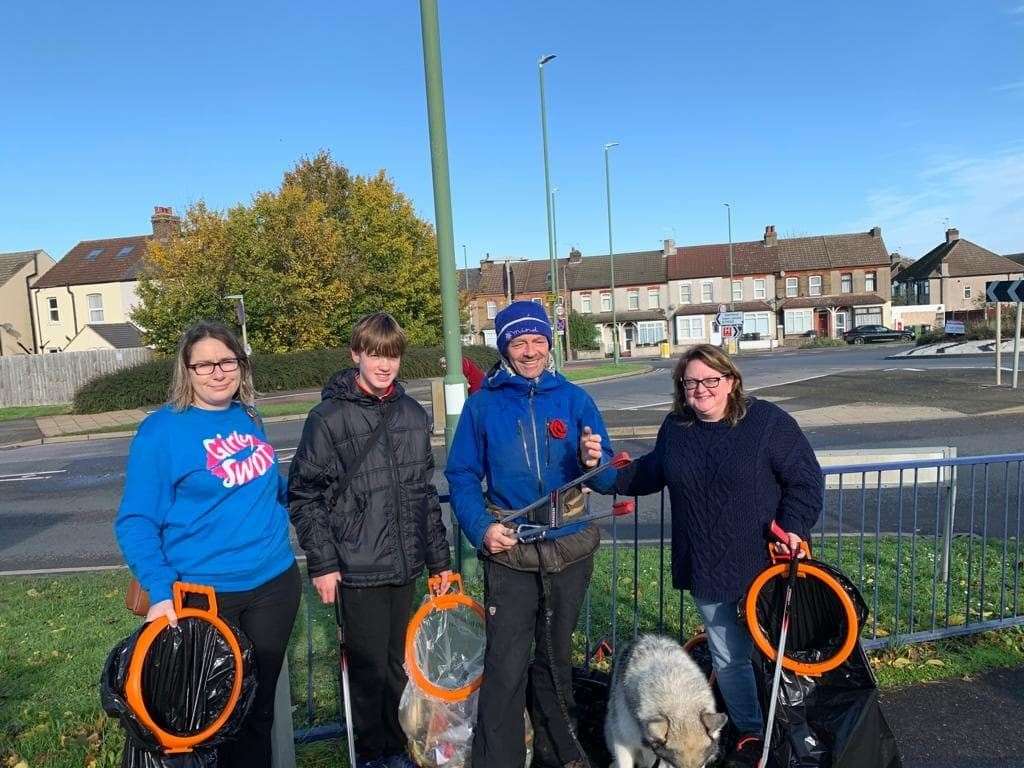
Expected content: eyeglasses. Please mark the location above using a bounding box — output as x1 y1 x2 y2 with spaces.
188 358 240 375
681 375 730 391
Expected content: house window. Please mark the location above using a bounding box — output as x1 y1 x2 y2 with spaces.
754 279 766 299
647 288 660 309
917 281 930 303
627 290 640 311
679 283 692 304
581 294 592 313
865 271 876 292
701 281 713 303
964 285 972 300
47 297 59 322
809 276 822 297
784 309 814 334
87 293 104 322
840 273 852 293
786 277 798 297
836 312 848 332
676 315 705 340
854 307 883 327
732 281 743 301
636 321 666 346
486 301 497 319
742 312 771 336
601 292 612 312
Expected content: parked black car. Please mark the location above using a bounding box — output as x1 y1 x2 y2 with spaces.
843 324 914 344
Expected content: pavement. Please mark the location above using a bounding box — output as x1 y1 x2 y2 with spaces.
898 338 1022 357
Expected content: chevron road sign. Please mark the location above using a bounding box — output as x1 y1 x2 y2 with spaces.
986 280 1024 302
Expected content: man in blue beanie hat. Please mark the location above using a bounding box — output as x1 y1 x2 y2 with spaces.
446 300 617 768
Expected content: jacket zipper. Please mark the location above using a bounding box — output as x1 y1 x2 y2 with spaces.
527 385 544 496
381 400 408 580
518 420 531 474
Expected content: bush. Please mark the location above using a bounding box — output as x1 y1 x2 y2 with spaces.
800 337 847 348
966 324 996 341
915 330 947 346
569 310 600 350
73 345 499 414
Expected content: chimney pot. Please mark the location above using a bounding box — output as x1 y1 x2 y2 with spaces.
764 225 778 247
870 226 881 238
569 247 583 264
150 205 181 243
663 238 676 257
946 227 960 244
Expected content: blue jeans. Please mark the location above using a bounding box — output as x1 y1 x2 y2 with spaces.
693 596 764 735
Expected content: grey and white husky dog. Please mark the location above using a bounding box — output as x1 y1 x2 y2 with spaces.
605 634 728 768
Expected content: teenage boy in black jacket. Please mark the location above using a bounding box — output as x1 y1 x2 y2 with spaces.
288 312 452 768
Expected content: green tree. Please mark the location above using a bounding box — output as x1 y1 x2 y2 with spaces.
569 310 600 350
283 149 352 222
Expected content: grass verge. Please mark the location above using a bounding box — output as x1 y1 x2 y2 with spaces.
0 404 72 423
564 362 648 382
3 536 1023 766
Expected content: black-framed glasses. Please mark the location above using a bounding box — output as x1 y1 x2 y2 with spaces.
188 358 240 375
681 374 730 391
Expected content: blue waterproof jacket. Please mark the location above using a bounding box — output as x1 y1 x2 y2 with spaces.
445 365 617 549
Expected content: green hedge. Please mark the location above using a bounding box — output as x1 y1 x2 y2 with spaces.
73 345 499 414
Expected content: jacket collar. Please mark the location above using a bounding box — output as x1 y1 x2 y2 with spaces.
321 367 405 404
483 362 565 394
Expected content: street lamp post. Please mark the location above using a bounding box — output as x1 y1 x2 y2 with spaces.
724 203 734 311
224 294 250 355
539 53 562 371
604 142 620 364
551 186 564 358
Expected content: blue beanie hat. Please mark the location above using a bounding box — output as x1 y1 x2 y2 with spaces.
495 300 553 358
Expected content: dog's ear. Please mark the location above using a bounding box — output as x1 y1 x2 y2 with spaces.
700 710 728 737
643 715 670 748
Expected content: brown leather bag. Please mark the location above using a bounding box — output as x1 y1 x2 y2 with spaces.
124 578 150 617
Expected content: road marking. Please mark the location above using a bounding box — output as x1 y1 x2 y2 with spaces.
0 469 67 483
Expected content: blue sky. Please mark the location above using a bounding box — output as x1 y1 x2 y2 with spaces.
3 1 1023 265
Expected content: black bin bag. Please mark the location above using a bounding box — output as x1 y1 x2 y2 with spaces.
745 558 902 768
100 583 257 767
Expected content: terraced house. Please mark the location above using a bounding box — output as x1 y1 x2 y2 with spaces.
0 250 55 355
30 206 179 352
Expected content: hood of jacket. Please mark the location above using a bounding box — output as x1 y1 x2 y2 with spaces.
321 367 406 404
482 362 567 396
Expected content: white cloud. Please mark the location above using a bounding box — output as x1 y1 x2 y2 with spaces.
1009 3 1024 13
993 80 1024 92
851 147 1024 257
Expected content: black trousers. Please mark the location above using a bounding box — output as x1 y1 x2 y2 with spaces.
187 562 301 768
471 555 593 768
340 579 418 760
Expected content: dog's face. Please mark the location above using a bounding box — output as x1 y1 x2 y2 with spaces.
642 710 728 768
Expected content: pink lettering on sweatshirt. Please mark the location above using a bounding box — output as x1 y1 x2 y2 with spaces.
204 431 276 488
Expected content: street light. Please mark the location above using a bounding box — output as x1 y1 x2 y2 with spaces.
604 141 620 364
551 186 564 355
224 294 250 355
724 203 734 312
539 52 562 370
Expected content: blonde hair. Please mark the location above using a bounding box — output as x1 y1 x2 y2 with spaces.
672 344 748 426
168 321 256 411
350 312 407 357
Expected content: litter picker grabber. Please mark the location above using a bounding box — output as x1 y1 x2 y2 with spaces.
497 451 634 541
334 589 358 768
759 521 803 768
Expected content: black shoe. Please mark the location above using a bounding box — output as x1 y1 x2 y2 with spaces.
722 733 763 767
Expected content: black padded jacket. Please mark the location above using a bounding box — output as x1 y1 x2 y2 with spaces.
287 368 451 586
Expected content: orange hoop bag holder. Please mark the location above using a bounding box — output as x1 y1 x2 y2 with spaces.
101 582 257 763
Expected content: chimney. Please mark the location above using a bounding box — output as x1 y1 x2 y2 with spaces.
763 225 777 248
662 238 676 257
151 206 181 243
946 227 960 244
869 226 881 238
569 247 583 264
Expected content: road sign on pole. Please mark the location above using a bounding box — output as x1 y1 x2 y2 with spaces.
987 280 1024 302
721 325 736 339
716 311 745 328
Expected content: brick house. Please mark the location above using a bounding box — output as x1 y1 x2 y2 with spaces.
464 257 566 347
567 246 669 357
893 229 1024 320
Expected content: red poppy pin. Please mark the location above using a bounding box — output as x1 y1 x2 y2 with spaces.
548 418 567 440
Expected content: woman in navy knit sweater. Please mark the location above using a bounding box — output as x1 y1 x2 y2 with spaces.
596 344 822 767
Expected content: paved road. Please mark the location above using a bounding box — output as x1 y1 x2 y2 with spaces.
2 343 1021 572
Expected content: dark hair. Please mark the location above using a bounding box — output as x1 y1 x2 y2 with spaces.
169 320 254 410
672 344 748 426
350 312 407 357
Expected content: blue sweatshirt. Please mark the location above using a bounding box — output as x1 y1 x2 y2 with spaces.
115 403 295 604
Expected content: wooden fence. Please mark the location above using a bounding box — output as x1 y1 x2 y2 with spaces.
0 348 153 407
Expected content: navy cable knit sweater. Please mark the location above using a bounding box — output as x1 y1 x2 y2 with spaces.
615 397 822 602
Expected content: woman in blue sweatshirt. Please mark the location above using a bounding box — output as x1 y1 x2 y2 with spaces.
115 321 298 768
608 344 822 768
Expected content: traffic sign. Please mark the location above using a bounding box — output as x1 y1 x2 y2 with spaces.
556 318 566 332
944 320 965 335
986 280 1024 302
555 305 565 317
721 325 736 339
716 311 745 328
